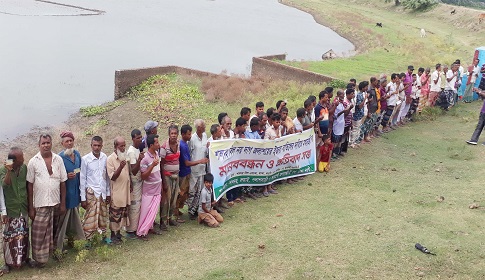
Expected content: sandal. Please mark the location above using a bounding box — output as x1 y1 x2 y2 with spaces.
102 237 113 245
1 265 10 275
138 235 149 241
28 260 45 269
149 228 163 235
176 217 185 223
111 238 122 245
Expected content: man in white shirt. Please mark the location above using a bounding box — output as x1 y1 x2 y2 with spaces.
187 119 208 219
456 59 464 78
80 136 110 242
208 124 222 142
125 129 144 239
381 73 399 132
429 63 442 106
221 116 234 139
293 108 305 133
443 63 459 110
415 68 423 99
406 70 423 119
251 101 265 120
27 134 67 267
464 59 480 103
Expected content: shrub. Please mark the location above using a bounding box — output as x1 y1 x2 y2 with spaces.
80 100 126 117
401 0 438 10
327 79 346 89
201 75 267 103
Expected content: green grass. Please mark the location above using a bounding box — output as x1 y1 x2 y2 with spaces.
80 100 126 117
83 118 109 136
280 0 484 81
7 93 485 279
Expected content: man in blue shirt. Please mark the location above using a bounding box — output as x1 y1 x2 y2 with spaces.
244 118 262 139
175 125 208 218
56 131 85 253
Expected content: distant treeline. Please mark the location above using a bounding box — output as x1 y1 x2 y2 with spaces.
441 0 485 9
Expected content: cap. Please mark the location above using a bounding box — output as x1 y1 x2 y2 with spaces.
144 120 158 133
60 131 74 140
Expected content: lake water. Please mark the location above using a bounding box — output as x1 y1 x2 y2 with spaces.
0 0 353 140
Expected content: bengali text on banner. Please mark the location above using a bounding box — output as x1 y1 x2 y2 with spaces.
208 129 316 201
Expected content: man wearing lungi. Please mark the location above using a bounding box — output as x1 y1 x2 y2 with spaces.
56 131 85 252
125 129 144 239
27 134 67 267
80 136 111 243
0 147 29 274
106 137 131 244
137 134 162 240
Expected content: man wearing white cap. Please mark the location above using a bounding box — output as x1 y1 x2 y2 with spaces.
139 120 158 152
56 131 85 253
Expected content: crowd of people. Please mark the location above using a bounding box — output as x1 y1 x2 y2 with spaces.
0 59 484 276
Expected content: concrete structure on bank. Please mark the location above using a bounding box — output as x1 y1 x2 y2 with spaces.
322 49 338 60
114 54 335 99
251 54 334 84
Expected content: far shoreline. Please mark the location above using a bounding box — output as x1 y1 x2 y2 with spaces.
0 0 357 155
279 0 362 54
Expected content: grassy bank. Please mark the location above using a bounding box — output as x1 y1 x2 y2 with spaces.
281 0 484 81
4 72 485 279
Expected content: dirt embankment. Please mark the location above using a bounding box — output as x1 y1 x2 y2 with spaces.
0 73 272 161
0 98 151 162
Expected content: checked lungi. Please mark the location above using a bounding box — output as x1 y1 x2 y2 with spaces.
358 113 378 142
82 187 108 240
109 206 129 232
126 179 142 233
187 175 204 216
407 98 420 119
32 205 60 264
381 105 394 128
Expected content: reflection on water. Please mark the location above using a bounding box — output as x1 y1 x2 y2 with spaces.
0 0 353 140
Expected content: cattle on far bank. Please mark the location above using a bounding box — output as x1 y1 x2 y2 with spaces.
420 28 426 38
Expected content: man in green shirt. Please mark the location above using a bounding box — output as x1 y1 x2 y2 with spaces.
0 147 29 274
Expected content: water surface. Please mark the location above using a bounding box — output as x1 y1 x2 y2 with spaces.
0 0 354 140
